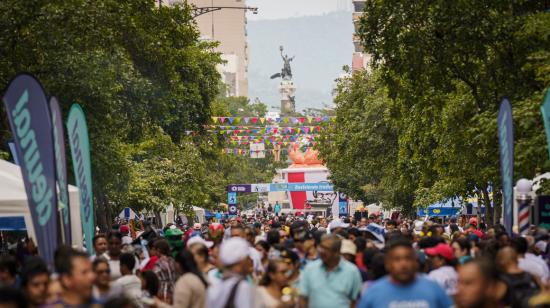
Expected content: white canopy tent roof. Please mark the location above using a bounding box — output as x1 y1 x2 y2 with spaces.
0 159 83 249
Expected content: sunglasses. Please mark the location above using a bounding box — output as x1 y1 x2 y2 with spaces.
96 269 111 274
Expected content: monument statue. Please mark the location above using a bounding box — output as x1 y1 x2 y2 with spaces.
270 46 294 80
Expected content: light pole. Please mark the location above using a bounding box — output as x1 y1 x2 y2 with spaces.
191 5 258 18
516 178 533 235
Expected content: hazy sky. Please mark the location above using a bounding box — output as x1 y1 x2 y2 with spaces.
246 0 352 20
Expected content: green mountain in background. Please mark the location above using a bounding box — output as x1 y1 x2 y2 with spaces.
247 11 354 112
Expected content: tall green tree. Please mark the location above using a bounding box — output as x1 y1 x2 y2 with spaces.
321 0 550 221
0 0 222 229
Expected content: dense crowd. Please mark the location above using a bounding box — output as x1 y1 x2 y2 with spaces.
1 212 550 308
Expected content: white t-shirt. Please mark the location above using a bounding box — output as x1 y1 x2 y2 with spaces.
111 274 142 302
249 247 264 275
102 253 121 280
520 253 549 285
257 286 280 308
428 266 458 295
206 276 256 308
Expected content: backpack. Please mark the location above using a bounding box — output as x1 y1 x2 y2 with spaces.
500 272 540 308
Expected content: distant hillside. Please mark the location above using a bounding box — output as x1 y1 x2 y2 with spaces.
247 11 354 111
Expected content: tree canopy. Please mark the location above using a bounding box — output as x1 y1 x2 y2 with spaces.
0 0 227 228
319 0 550 222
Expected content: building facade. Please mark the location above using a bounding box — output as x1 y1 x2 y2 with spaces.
171 0 249 97
352 0 369 72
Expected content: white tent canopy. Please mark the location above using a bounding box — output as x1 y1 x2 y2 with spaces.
0 159 83 249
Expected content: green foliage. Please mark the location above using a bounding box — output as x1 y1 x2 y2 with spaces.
318 70 415 212
124 129 221 215
211 96 268 117
320 1 550 221
0 0 223 227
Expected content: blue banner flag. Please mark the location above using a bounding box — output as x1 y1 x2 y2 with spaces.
2 74 58 265
498 98 514 235
49 97 71 245
67 104 94 253
540 88 550 159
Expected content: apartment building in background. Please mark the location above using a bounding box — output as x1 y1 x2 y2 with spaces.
169 0 249 97
352 0 369 72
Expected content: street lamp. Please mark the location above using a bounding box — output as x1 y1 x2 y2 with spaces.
516 178 533 235
190 4 258 18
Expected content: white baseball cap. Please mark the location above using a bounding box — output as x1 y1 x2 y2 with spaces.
186 236 213 248
219 237 251 266
329 219 349 231
340 239 357 255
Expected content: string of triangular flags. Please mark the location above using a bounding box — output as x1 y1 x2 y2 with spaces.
210 126 323 135
211 116 334 125
225 140 317 147
222 148 315 156
224 135 319 141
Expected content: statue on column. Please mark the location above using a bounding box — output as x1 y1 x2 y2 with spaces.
270 46 294 80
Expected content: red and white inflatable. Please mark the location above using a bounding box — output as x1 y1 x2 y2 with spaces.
282 145 339 216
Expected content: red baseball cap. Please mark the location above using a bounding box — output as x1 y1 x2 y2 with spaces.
425 243 455 261
119 225 130 234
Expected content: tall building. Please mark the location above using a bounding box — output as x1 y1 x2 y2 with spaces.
352 0 369 72
171 0 249 97
336 0 352 11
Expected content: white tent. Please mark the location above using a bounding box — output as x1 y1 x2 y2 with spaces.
0 159 83 249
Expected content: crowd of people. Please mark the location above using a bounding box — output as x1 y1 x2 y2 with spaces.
1 212 550 308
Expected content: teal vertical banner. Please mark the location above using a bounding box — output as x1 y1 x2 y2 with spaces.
2 74 58 266
67 104 94 253
540 88 550 159
50 97 71 245
498 98 514 235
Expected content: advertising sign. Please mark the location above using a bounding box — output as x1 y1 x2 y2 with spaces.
67 104 94 253
498 98 514 235
49 97 71 244
2 74 58 265
338 192 348 216
227 184 252 193
536 195 550 230
540 88 550 159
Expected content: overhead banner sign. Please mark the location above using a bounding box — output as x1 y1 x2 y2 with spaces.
67 104 94 253
498 98 514 235
540 88 550 159
2 74 58 266
251 184 270 192
49 97 71 245
227 184 252 193
227 182 335 193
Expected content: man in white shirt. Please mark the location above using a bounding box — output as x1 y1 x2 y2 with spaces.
206 238 256 308
425 243 459 295
513 237 549 285
111 252 142 303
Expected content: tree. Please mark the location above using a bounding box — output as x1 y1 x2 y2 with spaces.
211 96 268 117
319 0 550 221
0 0 223 229
318 69 416 212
